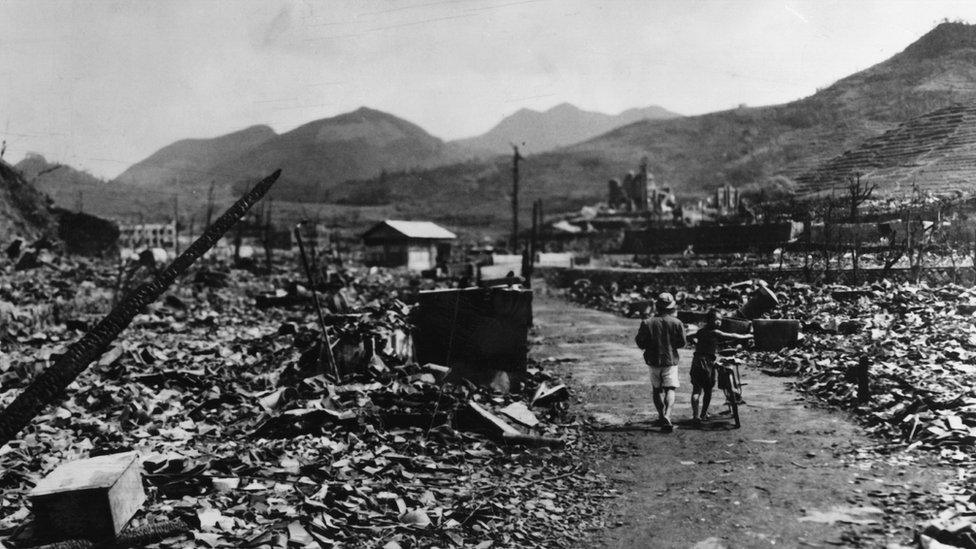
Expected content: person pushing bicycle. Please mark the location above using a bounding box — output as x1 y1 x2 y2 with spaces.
686 310 752 424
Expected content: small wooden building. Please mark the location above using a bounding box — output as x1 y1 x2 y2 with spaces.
362 220 457 271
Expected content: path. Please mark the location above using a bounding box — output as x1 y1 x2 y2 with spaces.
529 290 952 548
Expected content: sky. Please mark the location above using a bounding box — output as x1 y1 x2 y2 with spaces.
2 0 976 179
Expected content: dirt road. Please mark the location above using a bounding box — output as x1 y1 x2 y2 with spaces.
529 290 951 548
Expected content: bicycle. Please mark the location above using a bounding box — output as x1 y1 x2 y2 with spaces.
715 358 744 429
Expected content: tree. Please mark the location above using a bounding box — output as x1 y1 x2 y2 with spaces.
845 173 877 284
812 192 840 282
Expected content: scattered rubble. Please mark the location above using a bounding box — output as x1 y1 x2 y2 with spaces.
0 251 610 548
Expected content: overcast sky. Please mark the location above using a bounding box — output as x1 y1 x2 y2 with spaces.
3 0 976 178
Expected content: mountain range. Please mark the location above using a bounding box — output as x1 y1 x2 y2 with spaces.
16 21 976 233
452 103 680 155
107 102 678 205
326 21 976 228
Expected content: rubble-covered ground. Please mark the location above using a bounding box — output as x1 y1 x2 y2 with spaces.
0 254 613 549
567 276 976 547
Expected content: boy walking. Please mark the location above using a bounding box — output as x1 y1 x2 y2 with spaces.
635 292 686 432
687 310 752 423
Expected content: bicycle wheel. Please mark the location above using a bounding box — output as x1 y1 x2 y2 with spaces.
719 368 740 429
726 385 740 428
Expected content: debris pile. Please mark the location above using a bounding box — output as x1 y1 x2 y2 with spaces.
0 255 610 548
753 281 976 547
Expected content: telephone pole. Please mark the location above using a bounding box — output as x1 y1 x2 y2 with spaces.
205 180 215 228
172 194 180 256
511 145 522 251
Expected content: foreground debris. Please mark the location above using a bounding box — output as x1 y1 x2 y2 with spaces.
0 255 610 548
0 169 282 447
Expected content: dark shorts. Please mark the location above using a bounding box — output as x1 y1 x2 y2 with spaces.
690 354 716 390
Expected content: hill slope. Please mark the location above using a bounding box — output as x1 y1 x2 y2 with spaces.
332 22 976 227
211 107 467 201
114 125 277 189
795 103 976 195
0 159 56 242
115 108 469 204
16 153 157 223
452 103 680 155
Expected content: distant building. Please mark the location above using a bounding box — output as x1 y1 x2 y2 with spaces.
362 220 457 271
715 183 739 214
118 222 176 250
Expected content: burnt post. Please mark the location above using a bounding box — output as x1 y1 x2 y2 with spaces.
294 224 339 379
855 355 871 404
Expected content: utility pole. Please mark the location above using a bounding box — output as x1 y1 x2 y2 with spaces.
205 181 215 228
264 197 274 272
511 145 522 251
527 199 539 282
536 198 546 251
172 194 180 256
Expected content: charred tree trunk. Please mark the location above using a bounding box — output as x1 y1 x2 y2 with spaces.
0 170 281 447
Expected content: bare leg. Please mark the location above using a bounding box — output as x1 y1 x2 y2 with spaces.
701 386 712 418
652 388 664 421
663 388 676 422
691 387 702 420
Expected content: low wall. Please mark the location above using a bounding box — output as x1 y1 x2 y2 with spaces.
539 265 976 289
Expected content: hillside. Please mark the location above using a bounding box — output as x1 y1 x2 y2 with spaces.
0 159 56 242
451 103 680 155
16 153 162 223
114 125 276 189
795 103 976 196
333 22 976 227
115 108 470 204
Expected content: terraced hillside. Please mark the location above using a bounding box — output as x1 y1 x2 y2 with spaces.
796 103 976 196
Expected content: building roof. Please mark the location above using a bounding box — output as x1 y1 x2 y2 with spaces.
363 220 457 241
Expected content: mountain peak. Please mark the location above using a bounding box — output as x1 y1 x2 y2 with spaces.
547 102 581 113
900 21 976 60
352 106 382 116
452 102 679 155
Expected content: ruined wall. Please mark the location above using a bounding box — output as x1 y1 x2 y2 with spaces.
539 265 976 289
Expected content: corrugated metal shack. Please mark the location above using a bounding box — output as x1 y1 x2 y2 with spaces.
362 220 457 271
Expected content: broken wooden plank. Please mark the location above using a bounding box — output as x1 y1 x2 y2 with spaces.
501 432 566 449
499 401 539 427
29 452 146 541
458 400 520 437
531 383 569 408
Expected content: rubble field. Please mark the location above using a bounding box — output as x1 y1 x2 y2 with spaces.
0 254 615 549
